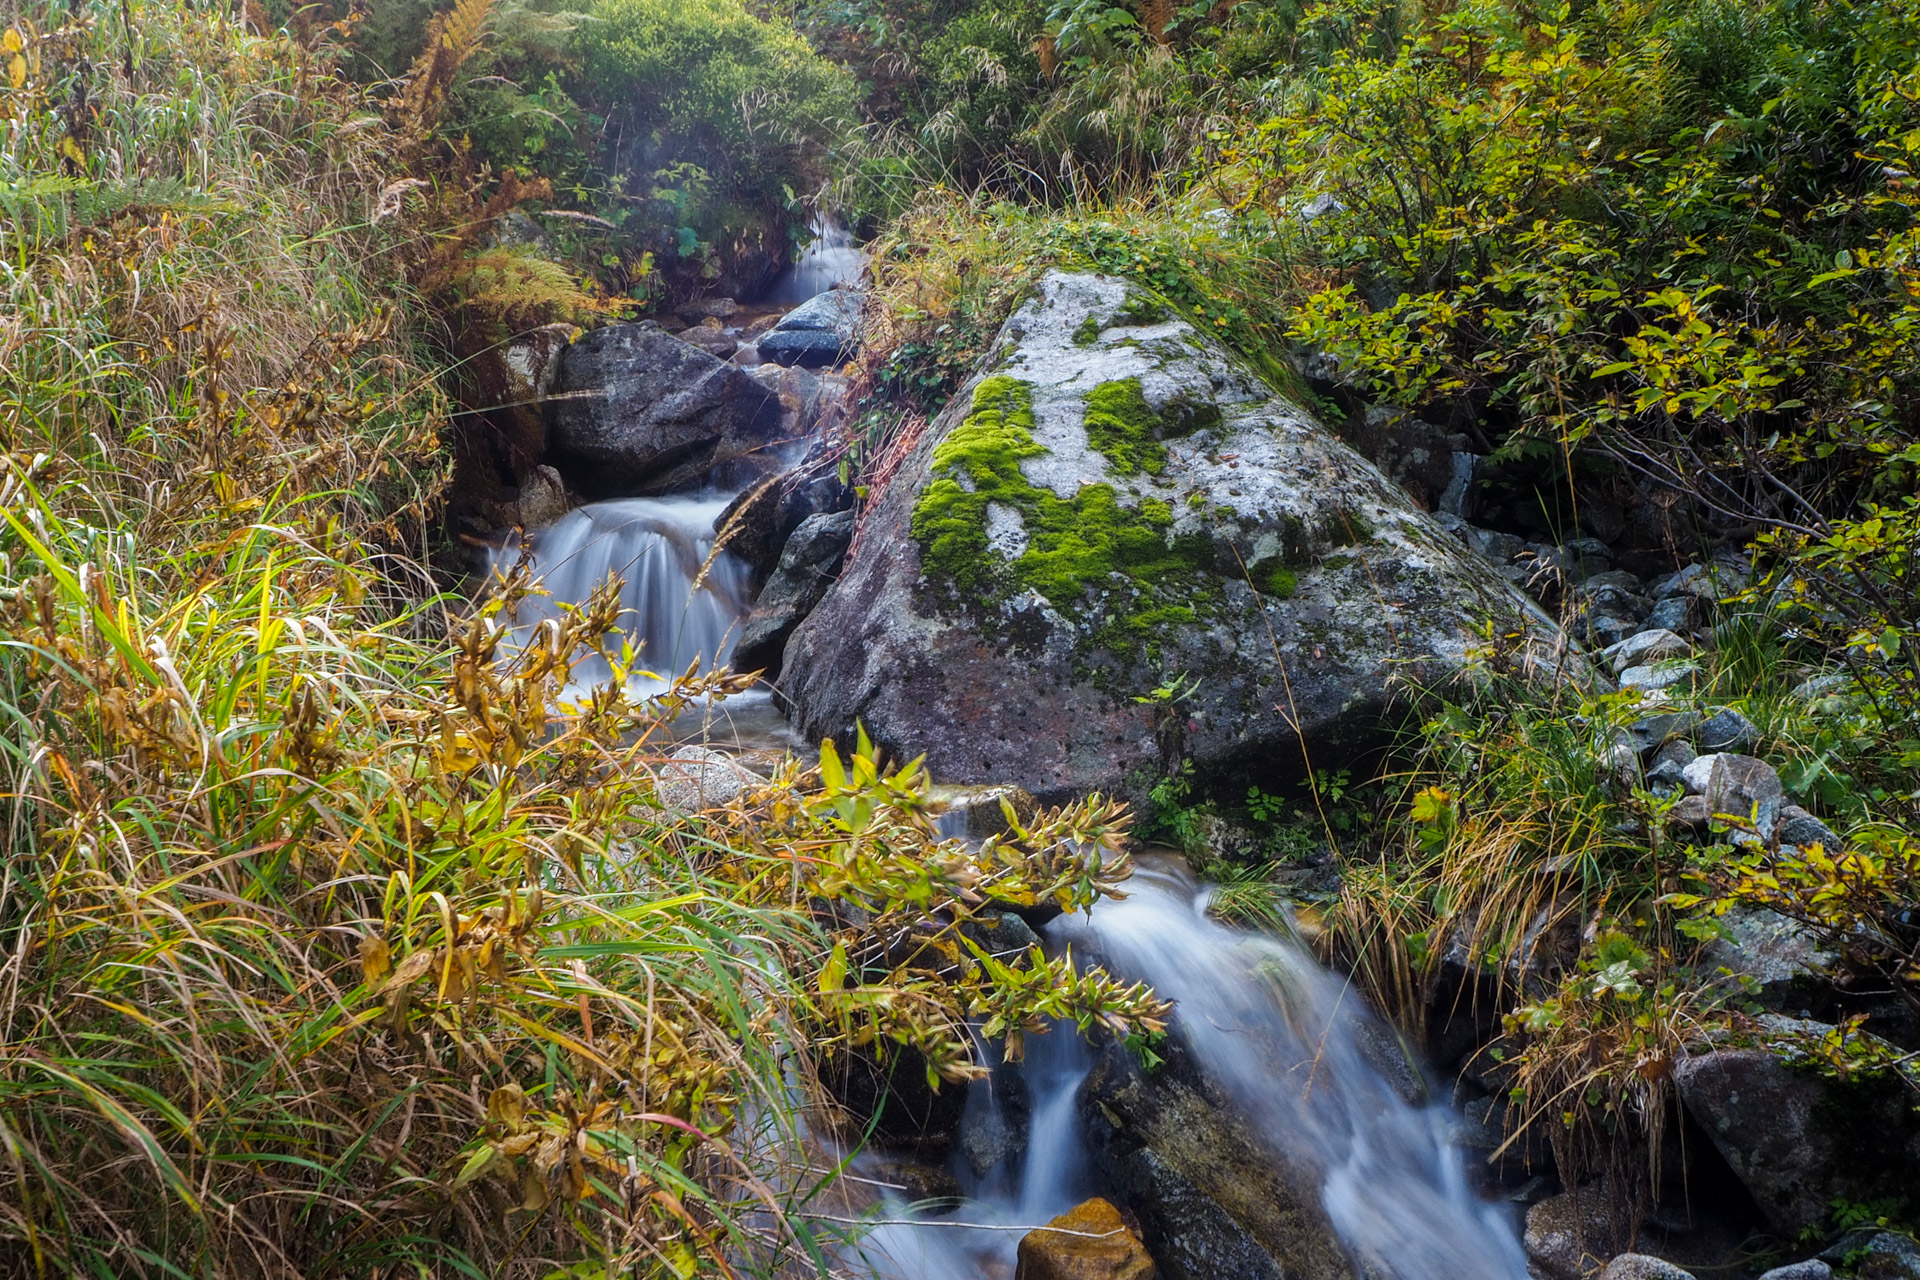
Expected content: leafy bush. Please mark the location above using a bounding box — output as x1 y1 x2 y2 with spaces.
578 0 856 291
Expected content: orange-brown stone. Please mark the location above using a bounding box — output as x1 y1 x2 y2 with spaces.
1015 1197 1156 1280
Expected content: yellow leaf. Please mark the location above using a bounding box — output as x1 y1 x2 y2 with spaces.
60 135 85 165
3 28 21 52
8 55 24 90
359 934 391 986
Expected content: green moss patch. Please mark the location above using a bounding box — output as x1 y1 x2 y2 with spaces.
1072 315 1103 346
1081 376 1223 478
910 376 1216 645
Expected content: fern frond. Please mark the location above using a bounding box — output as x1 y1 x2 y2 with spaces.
393 0 497 140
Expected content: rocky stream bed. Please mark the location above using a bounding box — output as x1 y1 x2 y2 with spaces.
469 262 1920 1280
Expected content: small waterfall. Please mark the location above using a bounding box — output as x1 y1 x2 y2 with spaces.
487 495 751 695
1060 861 1530 1280
853 861 1528 1280
765 217 863 304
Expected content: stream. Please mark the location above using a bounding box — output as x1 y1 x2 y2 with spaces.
493 249 1533 1279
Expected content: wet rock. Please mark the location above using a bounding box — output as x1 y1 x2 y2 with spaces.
675 296 740 323
1699 907 1832 1007
955 1050 1031 1178
759 289 861 368
713 461 852 581
1016 1197 1157 1280
513 463 570 530
1080 1038 1349 1280
545 325 780 497
1679 754 1783 839
1758 1261 1832 1280
961 908 1042 959
674 325 737 359
1600 1255 1696 1280
732 509 854 679
782 272 1572 805
868 1158 963 1206
1695 708 1760 754
652 746 761 813
929 783 1041 841
1604 629 1692 673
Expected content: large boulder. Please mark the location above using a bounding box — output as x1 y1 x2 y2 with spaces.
1675 1044 1920 1236
545 325 782 497
782 272 1569 803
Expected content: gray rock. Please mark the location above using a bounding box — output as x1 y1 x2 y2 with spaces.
1600 1255 1696 1280
1672 1051 1920 1237
1700 907 1831 1005
652 745 760 812
1838 1232 1920 1280
1344 406 1461 510
546 325 781 497
675 295 740 322
1465 525 1526 564
758 326 847 368
732 509 854 679
1678 1049 1836 1234
1648 594 1699 633
1757 1260 1832 1280
1695 707 1760 754
1583 581 1648 618
782 272 1574 804
1620 660 1700 694
759 289 862 368
1646 739 1696 789
1630 710 1703 755
513 463 570 530
1525 1190 1624 1280
1678 753 1783 838
1791 672 1853 703
1604 628 1692 673
1654 561 1742 601
1587 613 1643 648
1777 804 1841 851
1585 569 1646 594
1667 794 1712 830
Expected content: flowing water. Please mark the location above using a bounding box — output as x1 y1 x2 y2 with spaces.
505 219 1529 1277
842 859 1529 1280
486 494 752 696
765 217 864 304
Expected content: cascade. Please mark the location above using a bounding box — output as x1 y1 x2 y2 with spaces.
487 494 752 696
845 859 1529 1280
765 216 864 304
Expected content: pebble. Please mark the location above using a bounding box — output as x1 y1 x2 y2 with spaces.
1604 628 1692 673
1695 707 1760 753
1620 660 1699 693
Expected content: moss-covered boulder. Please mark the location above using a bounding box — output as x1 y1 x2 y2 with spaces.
781 272 1567 802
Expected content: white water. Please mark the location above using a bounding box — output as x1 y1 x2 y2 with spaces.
850 861 1529 1280
486 494 751 696
766 217 863 305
